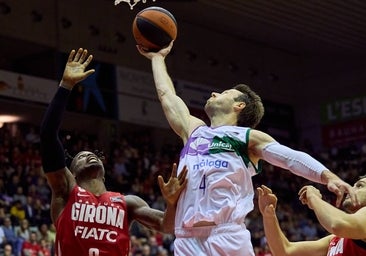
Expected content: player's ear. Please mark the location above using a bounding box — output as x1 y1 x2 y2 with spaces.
234 102 246 112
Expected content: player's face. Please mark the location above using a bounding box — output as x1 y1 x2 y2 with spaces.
343 177 366 212
205 89 244 114
71 151 104 175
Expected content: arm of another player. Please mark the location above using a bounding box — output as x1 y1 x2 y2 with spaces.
40 48 95 223
126 164 187 233
137 42 205 142
248 129 357 207
257 185 332 256
300 185 366 239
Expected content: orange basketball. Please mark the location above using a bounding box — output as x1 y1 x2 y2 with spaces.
132 6 177 52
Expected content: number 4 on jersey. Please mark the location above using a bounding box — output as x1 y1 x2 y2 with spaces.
199 174 206 195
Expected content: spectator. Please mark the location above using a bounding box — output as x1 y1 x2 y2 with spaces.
32 199 49 227
16 219 31 241
12 187 27 206
0 224 5 247
23 197 35 226
29 149 42 170
130 235 142 255
3 243 14 256
25 186 37 201
0 203 7 224
34 178 50 204
10 148 23 170
113 154 130 178
16 219 31 254
0 179 8 202
257 244 272 256
141 244 151 256
47 224 55 246
6 175 21 198
38 238 51 256
37 224 53 247
156 247 168 256
46 224 56 255
2 217 21 256
21 231 40 256
9 200 25 225
148 235 159 256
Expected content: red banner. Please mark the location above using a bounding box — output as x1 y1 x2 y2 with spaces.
322 119 366 147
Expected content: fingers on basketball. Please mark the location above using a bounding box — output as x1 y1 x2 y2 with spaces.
132 7 177 52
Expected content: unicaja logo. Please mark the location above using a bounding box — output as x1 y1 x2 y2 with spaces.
209 141 233 151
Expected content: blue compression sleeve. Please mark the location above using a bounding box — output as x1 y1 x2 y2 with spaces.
40 86 71 173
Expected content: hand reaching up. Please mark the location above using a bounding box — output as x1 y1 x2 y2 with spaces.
61 48 95 89
257 185 278 217
158 163 188 207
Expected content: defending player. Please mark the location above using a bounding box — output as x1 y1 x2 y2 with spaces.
258 181 366 256
40 48 188 256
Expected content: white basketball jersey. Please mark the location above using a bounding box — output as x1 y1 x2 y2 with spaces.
175 125 261 229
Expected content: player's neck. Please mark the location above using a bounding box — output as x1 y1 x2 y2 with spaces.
78 178 106 196
210 114 237 128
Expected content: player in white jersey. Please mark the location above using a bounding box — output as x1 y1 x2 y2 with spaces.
138 41 358 255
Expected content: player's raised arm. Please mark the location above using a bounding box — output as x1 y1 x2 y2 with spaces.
137 42 205 143
40 48 95 222
257 185 332 256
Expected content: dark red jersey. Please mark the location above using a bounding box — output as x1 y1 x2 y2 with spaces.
55 186 130 256
327 236 366 256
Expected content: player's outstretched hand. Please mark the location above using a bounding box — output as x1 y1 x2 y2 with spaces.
137 40 174 60
323 171 358 208
298 185 322 209
61 48 95 89
158 163 187 206
257 185 277 217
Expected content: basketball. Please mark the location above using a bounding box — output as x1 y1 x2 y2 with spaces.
132 6 177 52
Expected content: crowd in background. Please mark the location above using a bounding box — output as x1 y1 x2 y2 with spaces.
0 121 364 256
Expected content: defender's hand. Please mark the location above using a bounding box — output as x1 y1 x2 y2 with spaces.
257 185 277 217
298 185 323 209
61 48 95 89
158 163 187 206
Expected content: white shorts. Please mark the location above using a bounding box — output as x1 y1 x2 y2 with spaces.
174 223 255 256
